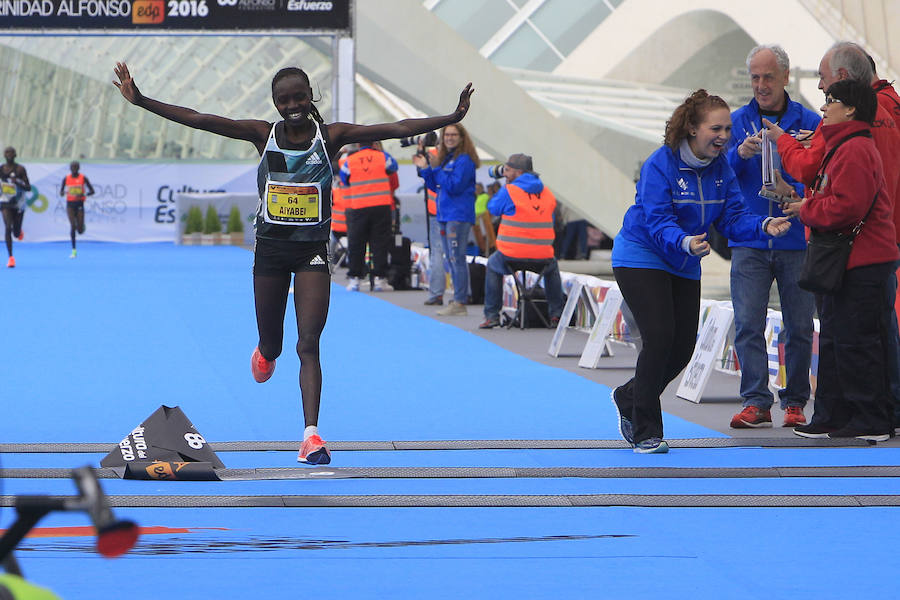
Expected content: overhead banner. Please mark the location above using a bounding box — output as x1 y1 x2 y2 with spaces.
0 0 351 32
17 161 257 242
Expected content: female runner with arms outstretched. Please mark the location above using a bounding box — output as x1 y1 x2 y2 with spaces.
113 62 474 465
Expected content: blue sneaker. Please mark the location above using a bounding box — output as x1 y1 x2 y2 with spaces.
610 387 634 447
634 438 669 454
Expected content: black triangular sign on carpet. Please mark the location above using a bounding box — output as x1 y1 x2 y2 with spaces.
100 405 225 469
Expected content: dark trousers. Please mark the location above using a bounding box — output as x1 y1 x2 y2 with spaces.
613 267 701 443
812 262 895 434
886 247 900 427
346 205 392 279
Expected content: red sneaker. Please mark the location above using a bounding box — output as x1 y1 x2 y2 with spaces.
250 347 275 383
730 406 772 428
6 256 15 268
783 406 807 427
16 231 23 241
298 435 331 465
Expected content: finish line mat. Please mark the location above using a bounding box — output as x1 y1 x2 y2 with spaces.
3 465 900 480
3 493 899 508
0 437 871 453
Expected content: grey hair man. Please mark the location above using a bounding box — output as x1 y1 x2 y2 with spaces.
726 44 820 429
766 40 900 437
818 41 874 91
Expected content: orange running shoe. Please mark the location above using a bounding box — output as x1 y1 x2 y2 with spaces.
6 256 15 268
16 231 23 241
250 347 275 383
298 435 331 465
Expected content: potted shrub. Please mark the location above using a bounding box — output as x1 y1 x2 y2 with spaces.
226 205 244 246
182 205 204 245
202 204 222 245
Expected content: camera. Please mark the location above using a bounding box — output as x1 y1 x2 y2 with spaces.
399 131 438 149
488 164 505 178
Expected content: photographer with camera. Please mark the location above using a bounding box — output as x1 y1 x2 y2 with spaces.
405 133 447 305
413 124 479 316
478 154 564 330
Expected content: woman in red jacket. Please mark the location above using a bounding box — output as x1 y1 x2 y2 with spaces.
783 79 897 441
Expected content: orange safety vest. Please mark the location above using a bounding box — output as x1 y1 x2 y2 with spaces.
65 173 86 202
345 148 393 210
332 181 348 233
496 183 556 259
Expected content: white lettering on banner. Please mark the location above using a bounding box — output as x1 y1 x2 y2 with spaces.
54 0 132 17
131 426 148 459
119 438 135 461
286 0 331 11
167 0 208 17
0 0 54 16
238 0 274 9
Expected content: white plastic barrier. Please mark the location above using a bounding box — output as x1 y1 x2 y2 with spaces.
546 272 817 403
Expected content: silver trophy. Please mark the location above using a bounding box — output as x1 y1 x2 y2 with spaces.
761 128 776 190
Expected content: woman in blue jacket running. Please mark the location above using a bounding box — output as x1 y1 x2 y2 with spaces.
610 90 792 454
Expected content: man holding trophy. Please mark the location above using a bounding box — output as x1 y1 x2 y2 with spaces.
725 45 821 429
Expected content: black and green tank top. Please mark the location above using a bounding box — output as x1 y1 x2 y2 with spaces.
256 120 333 242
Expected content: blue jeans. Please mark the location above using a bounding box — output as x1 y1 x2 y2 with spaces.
427 216 446 300
483 251 564 320
730 247 814 409
440 220 472 304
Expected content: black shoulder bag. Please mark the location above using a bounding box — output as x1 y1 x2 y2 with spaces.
798 130 877 294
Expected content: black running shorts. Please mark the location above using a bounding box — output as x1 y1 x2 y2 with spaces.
253 237 331 276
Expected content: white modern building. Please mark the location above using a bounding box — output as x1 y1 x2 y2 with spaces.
0 0 896 235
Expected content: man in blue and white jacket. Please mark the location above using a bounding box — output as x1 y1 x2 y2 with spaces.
725 44 821 430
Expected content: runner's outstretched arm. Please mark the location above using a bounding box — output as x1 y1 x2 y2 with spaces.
326 83 474 157
113 62 270 151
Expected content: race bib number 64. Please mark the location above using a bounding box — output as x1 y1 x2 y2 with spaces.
265 181 321 225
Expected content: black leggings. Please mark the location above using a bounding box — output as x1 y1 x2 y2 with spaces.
346 205 392 279
1 205 20 257
67 201 85 248
254 270 331 427
613 267 701 442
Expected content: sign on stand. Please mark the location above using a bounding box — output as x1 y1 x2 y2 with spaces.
676 303 735 403
578 287 623 368
548 282 597 357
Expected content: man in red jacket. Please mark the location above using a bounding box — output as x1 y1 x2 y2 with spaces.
770 42 900 208
767 41 900 434
869 56 900 130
